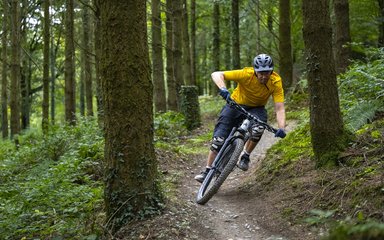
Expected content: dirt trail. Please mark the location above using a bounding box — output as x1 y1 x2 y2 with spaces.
181 125 297 240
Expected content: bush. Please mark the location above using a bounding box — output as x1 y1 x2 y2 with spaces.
0 118 104 239
339 47 384 131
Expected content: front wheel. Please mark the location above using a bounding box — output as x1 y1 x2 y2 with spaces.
196 138 244 205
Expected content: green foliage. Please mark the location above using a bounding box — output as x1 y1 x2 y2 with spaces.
154 111 188 142
305 209 336 226
339 47 384 131
0 118 104 239
199 95 223 116
324 219 384 240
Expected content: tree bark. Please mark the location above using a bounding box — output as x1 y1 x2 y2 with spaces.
182 0 193 86
2 0 9 138
279 0 293 91
100 0 162 233
151 0 167 112
166 0 178 111
65 0 76 124
190 0 197 87
172 0 183 105
20 1 30 130
42 0 50 133
82 0 94 117
93 0 103 127
10 0 21 137
333 0 351 74
302 0 346 167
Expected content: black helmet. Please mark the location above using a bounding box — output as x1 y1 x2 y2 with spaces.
253 54 274 72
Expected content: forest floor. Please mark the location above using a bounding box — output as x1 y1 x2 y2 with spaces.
116 114 317 240
116 110 384 240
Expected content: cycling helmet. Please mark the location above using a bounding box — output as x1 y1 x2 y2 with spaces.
253 54 274 72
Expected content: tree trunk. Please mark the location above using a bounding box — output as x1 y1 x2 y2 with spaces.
182 0 193 86
378 0 384 47
2 0 9 139
65 0 76 124
80 56 85 116
82 0 94 117
232 0 240 69
20 1 30 130
212 2 220 95
10 0 21 138
42 0 50 133
100 0 162 233
302 0 346 167
279 0 293 91
93 0 103 127
172 0 183 105
190 0 196 87
51 26 62 125
151 0 167 112
333 0 351 74
166 0 178 111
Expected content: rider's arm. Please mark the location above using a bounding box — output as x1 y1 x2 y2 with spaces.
211 71 226 89
275 102 286 130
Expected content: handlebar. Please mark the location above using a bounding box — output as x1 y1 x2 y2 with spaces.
226 98 277 134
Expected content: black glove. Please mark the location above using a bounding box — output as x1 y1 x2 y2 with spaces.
219 87 231 100
274 128 286 138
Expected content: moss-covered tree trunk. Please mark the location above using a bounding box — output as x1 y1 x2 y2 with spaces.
302 0 346 167
100 0 163 234
93 0 103 127
10 0 21 138
65 0 76 124
172 0 183 105
2 0 9 139
333 0 351 74
151 0 167 112
190 0 197 87
42 0 50 133
166 0 178 111
180 86 201 130
182 0 193 86
279 0 293 91
82 0 94 117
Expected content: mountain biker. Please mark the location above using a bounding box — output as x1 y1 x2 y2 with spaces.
195 53 287 183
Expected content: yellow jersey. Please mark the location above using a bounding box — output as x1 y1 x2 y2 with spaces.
223 67 284 107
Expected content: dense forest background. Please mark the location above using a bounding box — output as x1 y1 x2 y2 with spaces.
0 0 383 239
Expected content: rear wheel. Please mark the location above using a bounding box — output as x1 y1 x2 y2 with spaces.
196 138 244 205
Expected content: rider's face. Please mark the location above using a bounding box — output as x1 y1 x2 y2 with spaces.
256 71 272 84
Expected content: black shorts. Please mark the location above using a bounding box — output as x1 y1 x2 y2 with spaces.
213 104 267 138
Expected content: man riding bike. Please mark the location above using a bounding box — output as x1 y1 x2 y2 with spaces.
195 53 287 183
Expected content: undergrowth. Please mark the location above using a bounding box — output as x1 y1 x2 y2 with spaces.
0 118 104 239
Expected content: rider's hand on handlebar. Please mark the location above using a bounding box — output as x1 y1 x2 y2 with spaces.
274 128 286 138
219 87 231 101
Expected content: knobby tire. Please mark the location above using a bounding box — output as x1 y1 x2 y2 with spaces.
196 138 244 205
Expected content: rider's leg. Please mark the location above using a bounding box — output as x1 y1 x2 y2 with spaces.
238 106 267 171
195 104 242 183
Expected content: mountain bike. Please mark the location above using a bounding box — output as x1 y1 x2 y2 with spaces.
196 98 280 205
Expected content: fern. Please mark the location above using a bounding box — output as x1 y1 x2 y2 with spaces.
344 100 383 131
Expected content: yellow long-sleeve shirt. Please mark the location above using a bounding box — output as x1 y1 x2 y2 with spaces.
223 67 284 107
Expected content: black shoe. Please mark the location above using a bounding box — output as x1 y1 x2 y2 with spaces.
238 154 250 171
194 168 209 183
